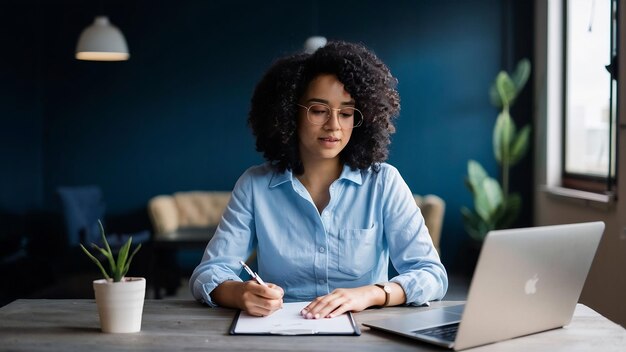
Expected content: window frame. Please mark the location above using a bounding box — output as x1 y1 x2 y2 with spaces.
561 0 619 195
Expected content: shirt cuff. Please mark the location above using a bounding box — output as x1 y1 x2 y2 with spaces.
390 271 447 306
193 276 241 307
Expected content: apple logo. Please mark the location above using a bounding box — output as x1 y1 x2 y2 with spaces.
525 274 539 295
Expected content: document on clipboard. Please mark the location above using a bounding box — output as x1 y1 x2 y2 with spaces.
229 301 361 336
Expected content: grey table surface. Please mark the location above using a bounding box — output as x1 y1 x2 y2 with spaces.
1 299 624 351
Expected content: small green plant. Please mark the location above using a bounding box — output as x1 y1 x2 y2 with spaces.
461 59 532 241
80 220 142 282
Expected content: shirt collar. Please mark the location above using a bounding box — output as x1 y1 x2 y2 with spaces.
269 168 293 188
268 164 363 188
338 164 363 185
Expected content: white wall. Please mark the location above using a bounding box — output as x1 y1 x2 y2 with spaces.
534 0 626 327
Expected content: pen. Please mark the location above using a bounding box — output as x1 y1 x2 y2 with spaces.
239 260 268 287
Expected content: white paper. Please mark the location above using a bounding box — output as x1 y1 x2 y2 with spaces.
233 301 357 335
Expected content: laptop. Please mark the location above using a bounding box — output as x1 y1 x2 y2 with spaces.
364 221 605 350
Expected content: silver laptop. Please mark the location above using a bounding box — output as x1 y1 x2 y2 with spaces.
364 221 605 351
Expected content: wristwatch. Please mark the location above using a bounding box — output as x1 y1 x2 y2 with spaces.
375 283 392 307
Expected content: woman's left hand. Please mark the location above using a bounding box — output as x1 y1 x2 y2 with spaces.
300 286 381 319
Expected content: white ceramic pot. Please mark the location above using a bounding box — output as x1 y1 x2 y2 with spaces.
93 277 146 333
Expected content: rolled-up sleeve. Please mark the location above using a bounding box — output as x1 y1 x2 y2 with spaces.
382 166 448 305
189 170 257 307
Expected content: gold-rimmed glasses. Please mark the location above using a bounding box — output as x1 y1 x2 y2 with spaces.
297 103 364 129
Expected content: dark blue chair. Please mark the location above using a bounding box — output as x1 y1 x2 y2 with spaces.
57 186 150 249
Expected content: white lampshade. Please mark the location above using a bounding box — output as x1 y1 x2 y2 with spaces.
75 16 130 61
303 36 327 54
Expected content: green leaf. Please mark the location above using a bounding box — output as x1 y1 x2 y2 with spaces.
79 219 142 281
92 243 116 275
509 125 531 166
496 193 522 229
493 111 516 165
489 59 531 108
123 243 142 278
495 72 516 108
115 237 132 281
96 220 117 273
462 58 532 241
474 177 503 222
511 59 531 101
467 160 488 189
461 207 479 227
80 244 111 280
461 207 486 241
98 220 113 255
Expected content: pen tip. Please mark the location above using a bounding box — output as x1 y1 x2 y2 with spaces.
239 260 245 266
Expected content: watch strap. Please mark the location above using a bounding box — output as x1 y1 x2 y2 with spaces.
375 283 391 307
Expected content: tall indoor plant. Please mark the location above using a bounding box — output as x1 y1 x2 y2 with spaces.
80 220 145 333
461 59 532 242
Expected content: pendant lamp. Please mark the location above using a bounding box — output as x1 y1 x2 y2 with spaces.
303 0 326 54
303 36 327 54
75 16 130 61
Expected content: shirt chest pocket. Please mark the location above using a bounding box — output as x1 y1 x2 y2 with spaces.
337 223 380 277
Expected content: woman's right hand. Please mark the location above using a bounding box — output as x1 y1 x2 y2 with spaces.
211 280 284 317
238 281 284 316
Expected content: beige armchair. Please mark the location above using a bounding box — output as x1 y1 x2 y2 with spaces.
147 190 444 250
148 191 231 238
146 190 444 297
147 191 231 298
414 194 445 254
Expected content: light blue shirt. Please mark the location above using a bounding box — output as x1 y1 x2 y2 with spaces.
190 162 448 306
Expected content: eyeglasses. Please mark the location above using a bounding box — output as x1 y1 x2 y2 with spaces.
297 103 364 129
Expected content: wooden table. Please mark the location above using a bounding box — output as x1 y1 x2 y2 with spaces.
1 299 624 351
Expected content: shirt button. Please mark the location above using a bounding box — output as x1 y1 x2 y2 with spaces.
319 279 325 284
319 247 325 253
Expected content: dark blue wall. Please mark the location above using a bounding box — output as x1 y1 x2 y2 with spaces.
1 0 533 272
0 3 44 214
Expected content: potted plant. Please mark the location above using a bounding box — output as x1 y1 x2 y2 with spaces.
80 220 145 333
461 59 532 242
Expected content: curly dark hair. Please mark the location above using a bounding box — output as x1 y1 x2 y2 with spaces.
248 41 400 174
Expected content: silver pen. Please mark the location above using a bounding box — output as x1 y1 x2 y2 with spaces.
239 260 268 286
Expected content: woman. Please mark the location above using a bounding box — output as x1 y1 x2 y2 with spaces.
190 41 447 319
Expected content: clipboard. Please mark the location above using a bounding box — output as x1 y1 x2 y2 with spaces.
229 302 361 336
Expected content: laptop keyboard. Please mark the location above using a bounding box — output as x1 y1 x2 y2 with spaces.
413 323 459 341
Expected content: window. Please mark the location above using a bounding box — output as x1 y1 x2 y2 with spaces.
563 0 618 194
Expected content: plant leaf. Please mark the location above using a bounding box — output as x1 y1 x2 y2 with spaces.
461 207 479 227
122 243 142 278
496 193 522 229
79 219 144 282
474 177 503 222
115 237 132 282
467 160 488 189
462 207 486 241
489 59 531 108
80 244 111 280
493 110 516 165
97 220 117 274
462 58 532 241
495 71 516 108
509 125 531 166
98 220 112 254
511 59 531 103
92 243 116 275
